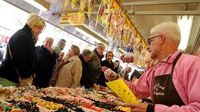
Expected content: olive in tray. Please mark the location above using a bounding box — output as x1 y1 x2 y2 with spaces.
7 100 39 112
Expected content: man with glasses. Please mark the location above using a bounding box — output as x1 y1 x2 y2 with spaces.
105 22 200 112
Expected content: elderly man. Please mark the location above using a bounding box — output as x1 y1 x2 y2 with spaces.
106 22 200 112
0 13 45 86
84 43 106 89
79 49 93 87
33 37 58 88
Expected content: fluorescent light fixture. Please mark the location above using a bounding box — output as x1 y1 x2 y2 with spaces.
24 0 47 11
75 27 103 44
178 16 193 51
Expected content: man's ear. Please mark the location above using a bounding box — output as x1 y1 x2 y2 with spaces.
160 35 166 44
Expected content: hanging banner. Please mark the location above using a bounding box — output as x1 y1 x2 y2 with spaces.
60 12 85 26
106 79 140 104
95 1 105 27
71 0 78 8
88 0 94 20
80 0 86 12
62 0 70 13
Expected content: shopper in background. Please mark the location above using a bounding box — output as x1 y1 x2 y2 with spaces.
113 60 122 73
86 43 106 89
97 51 114 87
105 22 200 112
0 13 45 86
79 49 93 87
33 37 58 88
55 45 82 88
53 39 66 56
119 67 132 81
49 51 65 86
49 39 66 86
53 39 66 70
130 69 141 82
56 52 65 65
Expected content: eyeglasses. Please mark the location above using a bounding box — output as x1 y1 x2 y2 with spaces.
147 35 162 45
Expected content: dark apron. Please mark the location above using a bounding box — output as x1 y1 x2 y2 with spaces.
152 52 184 106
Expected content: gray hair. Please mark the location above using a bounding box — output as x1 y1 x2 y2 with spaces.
150 22 181 44
58 39 66 44
81 49 93 57
44 37 54 42
96 43 106 49
71 45 80 56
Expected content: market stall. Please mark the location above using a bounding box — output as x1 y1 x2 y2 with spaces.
1 0 200 112
0 86 131 112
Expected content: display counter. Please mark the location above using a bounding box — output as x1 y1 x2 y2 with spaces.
0 86 131 112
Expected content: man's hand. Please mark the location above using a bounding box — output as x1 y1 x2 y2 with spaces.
93 83 100 90
122 103 148 112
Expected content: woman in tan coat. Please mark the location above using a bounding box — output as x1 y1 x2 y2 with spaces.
55 45 82 88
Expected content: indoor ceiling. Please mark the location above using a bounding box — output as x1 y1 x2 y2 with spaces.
117 0 200 53
114 0 200 53
37 0 200 53
5 0 200 53
92 0 200 53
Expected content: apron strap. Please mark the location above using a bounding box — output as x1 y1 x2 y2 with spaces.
171 52 182 75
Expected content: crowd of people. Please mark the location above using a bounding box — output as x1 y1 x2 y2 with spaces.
1 13 200 112
0 13 127 89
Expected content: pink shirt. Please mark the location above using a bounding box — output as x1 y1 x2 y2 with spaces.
128 51 200 112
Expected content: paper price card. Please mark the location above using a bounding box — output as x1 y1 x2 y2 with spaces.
106 79 140 104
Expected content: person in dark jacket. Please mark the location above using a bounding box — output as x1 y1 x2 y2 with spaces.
97 51 114 86
53 39 66 56
130 69 142 81
33 37 58 88
0 13 45 84
79 49 93 88
113 60 122 73
119 67 132 81
86 43 106 89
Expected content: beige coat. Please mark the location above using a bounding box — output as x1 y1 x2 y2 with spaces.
55 55 82 88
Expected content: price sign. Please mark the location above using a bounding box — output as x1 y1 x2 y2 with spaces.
106 79 140 104
60 12 85 26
